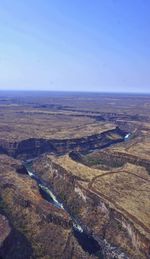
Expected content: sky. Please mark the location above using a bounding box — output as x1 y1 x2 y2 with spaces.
0 0 150 93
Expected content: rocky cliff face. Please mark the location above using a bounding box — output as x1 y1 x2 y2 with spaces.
71 150 150 174
0 214 33 259
0 127 127 160
0 214 11 249
33 155 150 259
0 155 95 259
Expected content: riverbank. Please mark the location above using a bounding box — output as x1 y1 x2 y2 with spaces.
25 161 103 258
32 154 150 259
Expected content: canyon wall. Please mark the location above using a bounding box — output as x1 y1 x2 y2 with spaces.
0 127 127 159
33 156 150 259
0 155 95 259
85 151 150 173
70 150 150 174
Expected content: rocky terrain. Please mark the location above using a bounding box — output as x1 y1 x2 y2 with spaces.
33 154 150 259
70 149 150 173
0 126 127 160
0 155 95 259
0 92 150 258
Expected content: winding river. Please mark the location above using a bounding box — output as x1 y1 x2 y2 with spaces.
25 162 103 258
24 133 131 258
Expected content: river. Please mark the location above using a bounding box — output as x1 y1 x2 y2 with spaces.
25 162 103 258
24 133 131 258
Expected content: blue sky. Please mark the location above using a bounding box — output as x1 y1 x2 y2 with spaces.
0 0 150 93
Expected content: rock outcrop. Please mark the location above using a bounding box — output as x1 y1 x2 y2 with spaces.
0 214 11 248
0 155 95 259
70 150 150 174
33 155 150 259
0 127 127 160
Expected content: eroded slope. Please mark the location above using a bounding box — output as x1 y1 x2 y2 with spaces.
33 154 150 258
0 155 94 259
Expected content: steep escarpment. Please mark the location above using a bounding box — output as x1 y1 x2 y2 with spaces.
0 127 128 159
33 155 150 259
69 150 150 173
0 213 33 259
0 214 11 254
0 155 94 259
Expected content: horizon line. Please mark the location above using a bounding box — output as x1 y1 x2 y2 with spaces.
0 89 150 95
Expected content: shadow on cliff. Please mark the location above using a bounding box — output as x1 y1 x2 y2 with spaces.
0 228 34 259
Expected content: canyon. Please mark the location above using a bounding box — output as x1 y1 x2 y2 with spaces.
32 152 150 259
0 126 127 159
0 92 150 258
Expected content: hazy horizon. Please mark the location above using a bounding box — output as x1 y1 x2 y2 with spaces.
0 89 150 96
0 1 150 93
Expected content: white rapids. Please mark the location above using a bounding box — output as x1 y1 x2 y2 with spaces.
27 168 64 209
39 184 64 209
27 170 34 177
124 133 131 140
73 222 84 233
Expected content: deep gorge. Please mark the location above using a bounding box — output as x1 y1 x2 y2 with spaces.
1 125 149 258
0 127 128 159
25 161 103 258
